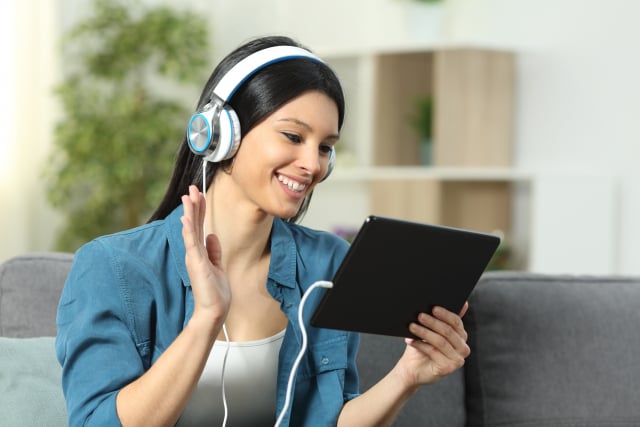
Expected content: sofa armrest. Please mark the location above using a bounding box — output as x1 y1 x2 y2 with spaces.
465 271 640 426
0 252 73 337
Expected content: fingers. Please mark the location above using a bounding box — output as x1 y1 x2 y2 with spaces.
409 306 470 362
181 185 207 256
459 301 469 318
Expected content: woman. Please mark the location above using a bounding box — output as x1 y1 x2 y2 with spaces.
56 35 470 427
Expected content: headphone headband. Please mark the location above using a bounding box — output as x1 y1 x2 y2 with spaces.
213 45 323 102
187 44 335 180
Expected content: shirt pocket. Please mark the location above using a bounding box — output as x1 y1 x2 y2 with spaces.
300 334 349 381
291 335 350 426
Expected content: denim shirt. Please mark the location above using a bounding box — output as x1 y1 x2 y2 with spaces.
56 205 360 426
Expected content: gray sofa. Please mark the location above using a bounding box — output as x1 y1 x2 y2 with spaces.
2 252 640 426
0 252 71 426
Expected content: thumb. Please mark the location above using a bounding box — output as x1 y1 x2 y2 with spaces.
459 301 469 318
205 233 223 269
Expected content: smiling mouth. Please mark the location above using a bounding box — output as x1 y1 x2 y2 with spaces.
277 174 308 192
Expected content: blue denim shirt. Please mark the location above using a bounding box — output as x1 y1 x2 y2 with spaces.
56 205 360 426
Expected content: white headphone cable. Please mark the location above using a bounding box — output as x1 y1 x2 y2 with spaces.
274 280 334 427
220 324 230 427
201 158 231 427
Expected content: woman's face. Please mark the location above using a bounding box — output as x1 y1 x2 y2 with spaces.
228 90 339 220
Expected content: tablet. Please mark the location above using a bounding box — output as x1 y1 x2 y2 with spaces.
311 215 501 338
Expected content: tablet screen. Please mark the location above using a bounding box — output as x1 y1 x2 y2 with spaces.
311 215 500 338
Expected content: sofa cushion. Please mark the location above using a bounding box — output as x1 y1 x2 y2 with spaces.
0 252 73 337
357 333 465 427
0 336 67 425
465 272 640 427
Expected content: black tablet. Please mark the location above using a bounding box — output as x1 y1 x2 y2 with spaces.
311 215 501 338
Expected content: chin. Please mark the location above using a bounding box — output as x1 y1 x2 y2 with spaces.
269 202 304 221
277 208 302 221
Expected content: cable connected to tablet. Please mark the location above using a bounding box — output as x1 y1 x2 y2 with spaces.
274 280 334 427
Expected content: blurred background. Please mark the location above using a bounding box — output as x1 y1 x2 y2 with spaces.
2 0 639 275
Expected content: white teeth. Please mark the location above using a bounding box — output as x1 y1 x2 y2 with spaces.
277 175 307 192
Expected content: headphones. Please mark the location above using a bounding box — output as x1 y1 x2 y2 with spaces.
187 45 336 181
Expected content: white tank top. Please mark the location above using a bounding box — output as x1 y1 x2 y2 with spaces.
178 329 286 426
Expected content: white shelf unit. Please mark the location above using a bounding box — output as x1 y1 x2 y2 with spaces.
303 46 528 269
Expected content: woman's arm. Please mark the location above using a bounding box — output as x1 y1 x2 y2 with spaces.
115 310 221 426
117 186 232 426
337 303 470 427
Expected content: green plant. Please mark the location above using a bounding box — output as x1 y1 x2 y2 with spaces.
45 0 210 251
409 95 434 140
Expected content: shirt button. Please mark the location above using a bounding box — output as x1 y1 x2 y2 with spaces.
321 357 329 365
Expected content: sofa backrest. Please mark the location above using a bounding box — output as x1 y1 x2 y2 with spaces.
0 252 73 337
465 271 640 427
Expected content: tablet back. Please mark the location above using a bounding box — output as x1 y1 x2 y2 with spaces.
311 215 500 338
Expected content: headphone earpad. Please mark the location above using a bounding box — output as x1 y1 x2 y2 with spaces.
321 147 336 182
205 106 241 163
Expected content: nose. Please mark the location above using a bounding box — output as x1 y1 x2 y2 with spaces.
298 145 323 178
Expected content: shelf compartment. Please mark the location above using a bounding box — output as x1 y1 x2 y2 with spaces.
370 48 515 168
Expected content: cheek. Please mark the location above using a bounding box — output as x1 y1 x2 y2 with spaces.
256 138 289 165
230 140 276 185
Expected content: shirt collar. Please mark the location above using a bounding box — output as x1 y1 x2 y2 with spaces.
268 218 298 289
165 204 190 287
165 205 298 290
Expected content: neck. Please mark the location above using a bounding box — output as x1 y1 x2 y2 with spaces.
204 177 273 273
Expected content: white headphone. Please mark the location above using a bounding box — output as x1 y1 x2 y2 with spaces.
186 45 336 180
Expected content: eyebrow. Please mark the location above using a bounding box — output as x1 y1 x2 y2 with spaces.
276 118 340 141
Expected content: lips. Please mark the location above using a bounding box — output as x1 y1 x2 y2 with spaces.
276 174 308 192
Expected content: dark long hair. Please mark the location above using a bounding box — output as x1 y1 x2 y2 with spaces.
148 36 345 223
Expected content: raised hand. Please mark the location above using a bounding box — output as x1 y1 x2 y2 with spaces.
180 185 231 325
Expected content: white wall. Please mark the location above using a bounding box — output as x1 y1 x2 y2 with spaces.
0 0 60 263
0 3 21 258
3 0 639 276
445 0 640 274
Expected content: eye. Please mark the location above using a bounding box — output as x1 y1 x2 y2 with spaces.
319 145 333 155
282 132 302 144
